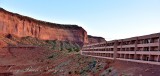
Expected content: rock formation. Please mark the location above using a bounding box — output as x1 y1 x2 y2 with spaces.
0 8 88 44
88 35 106 44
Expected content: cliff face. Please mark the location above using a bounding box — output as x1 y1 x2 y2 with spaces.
0 8 88 44
88 35 106 44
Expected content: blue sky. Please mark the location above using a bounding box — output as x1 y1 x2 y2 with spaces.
0 0 160 40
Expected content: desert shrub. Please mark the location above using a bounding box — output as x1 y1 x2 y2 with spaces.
47 53 59 59
68 71 72 74
48 55 54 59
73 47 80 52
46 40 56 50
67 48 73 53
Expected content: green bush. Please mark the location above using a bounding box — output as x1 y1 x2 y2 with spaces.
67 48 73 53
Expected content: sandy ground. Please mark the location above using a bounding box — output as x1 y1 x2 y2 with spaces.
0 47 160 76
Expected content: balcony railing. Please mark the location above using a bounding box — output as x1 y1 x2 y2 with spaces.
137 43 159 47
121 44 135 48
117 51 135 54
136 51 160 55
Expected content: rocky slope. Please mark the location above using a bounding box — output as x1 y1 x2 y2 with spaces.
88 35 106 44
0 8 88 45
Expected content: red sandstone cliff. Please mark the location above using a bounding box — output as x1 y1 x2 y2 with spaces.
0 8 88 44
88 35 106 43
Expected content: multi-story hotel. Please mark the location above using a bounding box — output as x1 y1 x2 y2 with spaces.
81 33 160 65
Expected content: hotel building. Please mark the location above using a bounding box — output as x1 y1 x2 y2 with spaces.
81 33 160 65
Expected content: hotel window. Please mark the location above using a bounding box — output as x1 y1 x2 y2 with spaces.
122 42 126 45
122 48 125 51
144 47 149 51
111 48 114 51
127 41 130 45
130 47 135 51
118 42 121 45
150 46 158 51
117 48 120 51
137 47 143 51
131 40 136 44
151 37 159 43
138 39 143 44
143 39 150 44
126 48 129 51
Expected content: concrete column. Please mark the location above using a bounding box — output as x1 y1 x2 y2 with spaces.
105 42 107 51
93 47 94 52
134 37 138 59
148 38 151 61
148 55 151 61
141 54 143 60
120 54 122 58
142 47 144 51
113 40 118 60
124 54 126 59
159 34 160 51
120 40 123 51
149 38 151 51
157 55 160 62
129 54 131 59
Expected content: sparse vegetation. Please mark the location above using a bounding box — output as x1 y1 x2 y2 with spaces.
45 40 81 53
2 34 82 53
